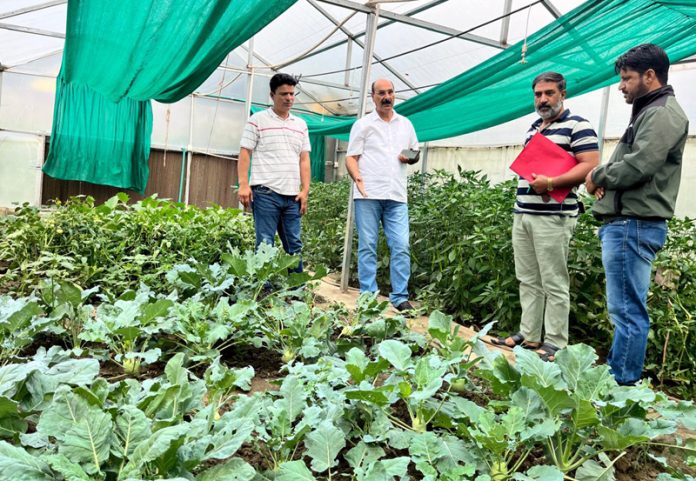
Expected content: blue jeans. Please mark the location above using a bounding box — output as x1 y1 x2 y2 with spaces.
354 199 410 306
251 185 303 273
599 217 667 385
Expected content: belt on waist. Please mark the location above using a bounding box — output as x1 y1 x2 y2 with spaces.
600 215 666 224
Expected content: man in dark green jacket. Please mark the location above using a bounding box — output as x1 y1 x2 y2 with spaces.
586 44 688 386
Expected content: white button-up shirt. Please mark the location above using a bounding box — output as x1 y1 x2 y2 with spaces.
346 110 419 203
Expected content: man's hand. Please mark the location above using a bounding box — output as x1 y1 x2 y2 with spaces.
584 169 605 199
295 190 309 215
354 175 368 198
529 173 549 194
238 184 252 208
585 169 597 194
398 154 410 164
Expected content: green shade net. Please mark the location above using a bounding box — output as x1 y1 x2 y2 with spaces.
43 0 297 193
306 0 696 142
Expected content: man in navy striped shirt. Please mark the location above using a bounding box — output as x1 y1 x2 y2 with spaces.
492 72 599 361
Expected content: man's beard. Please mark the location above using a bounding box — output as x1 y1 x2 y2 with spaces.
536 101 562 120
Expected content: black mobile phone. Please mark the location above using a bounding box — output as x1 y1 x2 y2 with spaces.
400 149 420 164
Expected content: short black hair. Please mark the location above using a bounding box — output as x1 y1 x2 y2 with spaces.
614 43 669 85
531 71 566 91
270 73 298 93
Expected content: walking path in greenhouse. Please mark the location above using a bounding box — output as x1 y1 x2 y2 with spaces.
315 275 516 362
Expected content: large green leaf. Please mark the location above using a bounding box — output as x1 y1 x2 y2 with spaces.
139 299 174 325
120 423 190 477
0 363 33 398
43 454 91 481
409 431 445 465
572 398 600 430
378 340 412 371
510 387 546 423
115 405 152 458
596 424 648 451
37 387 113 474
555 344 597 391
574 455 617 481
304 421 346 473
364 457 411 481
514 348 566 390
436 434 473 472
530 384 575 417
427 310 453 344
412 355 446 400
345 388 391 406
575 365 615 401
197 458 255 481
345 441 385 471
276 460 317 481
0 440 52 481
512 464 564 481
205 418 255 460
60 409 113 474
345 348 369 383
279 375 307 423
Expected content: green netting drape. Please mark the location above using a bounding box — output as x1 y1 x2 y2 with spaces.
309 134 326 182
43 0 297 193
307 0 696 142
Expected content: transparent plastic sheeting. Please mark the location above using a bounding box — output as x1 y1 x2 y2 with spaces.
302 0 696 142
42 0 297 193
0 132 44 208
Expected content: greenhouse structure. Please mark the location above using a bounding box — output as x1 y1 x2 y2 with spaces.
1 1 696 480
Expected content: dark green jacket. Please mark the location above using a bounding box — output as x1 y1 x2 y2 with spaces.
591 86 688 220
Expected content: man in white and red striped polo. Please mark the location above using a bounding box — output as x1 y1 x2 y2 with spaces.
238 73 311 272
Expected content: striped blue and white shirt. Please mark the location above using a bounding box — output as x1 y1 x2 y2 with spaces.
514 109 598 217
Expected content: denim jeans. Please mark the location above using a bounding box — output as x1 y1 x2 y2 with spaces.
599 217 667 385
251 185 303 273
354 199 410 306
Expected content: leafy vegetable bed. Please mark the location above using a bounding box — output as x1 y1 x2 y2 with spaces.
0 195 694 481
302 171 696 399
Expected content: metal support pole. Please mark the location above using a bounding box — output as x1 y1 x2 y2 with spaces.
597 85 610 156
344 39 353 87
499 0 512 46
420 142 429 175
332 140 340 182
184 94 194 205
340 5 379 292
240 38 255 209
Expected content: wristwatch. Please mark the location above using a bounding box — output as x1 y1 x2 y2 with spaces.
547 177 554 192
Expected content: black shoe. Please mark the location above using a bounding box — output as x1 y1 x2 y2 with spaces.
395 301 414 312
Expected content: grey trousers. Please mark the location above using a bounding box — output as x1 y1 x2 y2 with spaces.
512 213 577 348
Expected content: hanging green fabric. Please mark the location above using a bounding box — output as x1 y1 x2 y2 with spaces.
306 0 696 142
43 0 297 193
309 134 326 182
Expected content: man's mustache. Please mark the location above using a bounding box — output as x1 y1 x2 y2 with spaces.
381 99 392 105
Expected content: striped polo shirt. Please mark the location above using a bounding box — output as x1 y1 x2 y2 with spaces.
514 109 598 216
240 108 311 196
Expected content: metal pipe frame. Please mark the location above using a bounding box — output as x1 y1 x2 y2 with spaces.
340 4 380 292
0 0 65 20
307 0 420 94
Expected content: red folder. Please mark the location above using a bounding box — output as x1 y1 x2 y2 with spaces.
510 132 578 203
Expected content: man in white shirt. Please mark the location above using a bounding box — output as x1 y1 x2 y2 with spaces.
238 73 311 272
345 78 419 311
